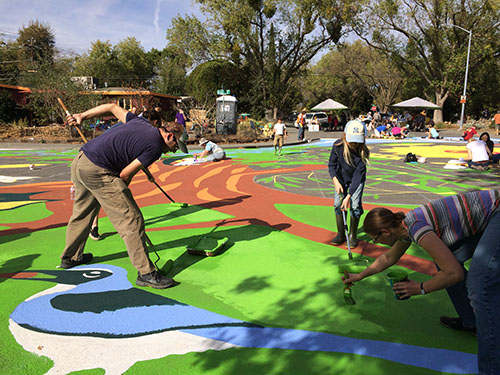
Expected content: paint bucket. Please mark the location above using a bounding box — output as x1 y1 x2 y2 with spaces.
387 270 410 300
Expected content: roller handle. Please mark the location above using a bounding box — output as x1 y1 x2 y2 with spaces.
56 97 88 143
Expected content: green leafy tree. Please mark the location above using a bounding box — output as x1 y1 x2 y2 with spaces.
303 46 373 117
16 20 56 70
114 37 155 87
167 0 360 118
72 40 120 86
186 60 240 105
336 41 403 112
354 0 500 123
73 38 154 88
0 39 22 85
19 58 100 126
150 47 188 95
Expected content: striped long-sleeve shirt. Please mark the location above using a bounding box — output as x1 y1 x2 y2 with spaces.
404 190 500 246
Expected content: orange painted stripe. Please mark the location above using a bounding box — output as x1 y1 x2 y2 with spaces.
197 187 222 201
193 166 231 188
134 182 182 200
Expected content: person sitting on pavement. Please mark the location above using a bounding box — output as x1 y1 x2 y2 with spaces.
60 103 184 289
427 123 440 139
466 137 493 171
479 132 500 164
195 138 226 161
461 125 478 141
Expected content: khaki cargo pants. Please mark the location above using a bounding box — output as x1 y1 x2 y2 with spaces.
60 152 154 275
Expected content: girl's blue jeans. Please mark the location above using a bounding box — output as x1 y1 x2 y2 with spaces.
333 183 364 219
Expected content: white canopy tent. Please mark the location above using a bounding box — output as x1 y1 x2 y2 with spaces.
311 98 348 111
392 97 441 109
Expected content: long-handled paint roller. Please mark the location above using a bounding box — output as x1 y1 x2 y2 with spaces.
56 98 88 143
341 210 353 260
141 167 188 208
145 233 174 275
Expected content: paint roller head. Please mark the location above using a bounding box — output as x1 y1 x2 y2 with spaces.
170 202 188 208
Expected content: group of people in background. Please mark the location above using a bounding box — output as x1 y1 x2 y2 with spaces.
464 128 500 171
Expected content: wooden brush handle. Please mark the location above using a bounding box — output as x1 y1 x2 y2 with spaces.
57 97 88 143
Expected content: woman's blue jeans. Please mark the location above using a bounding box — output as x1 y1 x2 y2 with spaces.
333 183 364 219
467 209 500 374
445 209 500 374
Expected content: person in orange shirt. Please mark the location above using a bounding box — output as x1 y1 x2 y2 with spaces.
494 110 500 136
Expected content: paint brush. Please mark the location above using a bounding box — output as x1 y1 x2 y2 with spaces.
343 271 355 305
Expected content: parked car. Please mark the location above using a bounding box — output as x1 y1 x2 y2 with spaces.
305 112 328 129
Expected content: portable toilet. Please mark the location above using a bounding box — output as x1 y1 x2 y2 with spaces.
216 95 238 134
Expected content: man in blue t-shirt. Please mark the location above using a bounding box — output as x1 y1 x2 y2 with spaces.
60 103 183 289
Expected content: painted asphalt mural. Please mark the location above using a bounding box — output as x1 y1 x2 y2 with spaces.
1 138 499 375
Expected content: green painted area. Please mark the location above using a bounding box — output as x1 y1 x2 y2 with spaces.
141 204 233 228
367 159 500 198
128 346 468 375
0 144 482 375
0 149 78 166
68 369 105 375
0 204 475 375
275 203 433 261
209 146 330 168
0 202 53 225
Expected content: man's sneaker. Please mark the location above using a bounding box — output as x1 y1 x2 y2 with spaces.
440 316 476 335
89 227 101 241
136 270 175 289
59 253 93 269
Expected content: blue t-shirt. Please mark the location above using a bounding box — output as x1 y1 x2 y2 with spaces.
376 125 387 133
82 112 164 175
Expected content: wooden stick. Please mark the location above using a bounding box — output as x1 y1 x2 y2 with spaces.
56 97 88 143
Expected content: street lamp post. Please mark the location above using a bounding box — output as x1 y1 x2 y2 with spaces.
444 24 472 130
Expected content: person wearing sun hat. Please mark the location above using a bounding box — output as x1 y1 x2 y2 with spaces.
328 119 370 248
194 137 226 161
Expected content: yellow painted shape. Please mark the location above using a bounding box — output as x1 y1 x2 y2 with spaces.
0 164 49 169
193 166 231 188
196 187 222 201
134 182 182 200
231 167 247 174
373 144 468 160
0 200 43 210
158 165 189 182
226 174 247 195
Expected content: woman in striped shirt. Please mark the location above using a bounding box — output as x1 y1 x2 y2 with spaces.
344 190 500 375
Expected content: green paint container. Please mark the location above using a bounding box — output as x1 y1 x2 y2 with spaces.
387 270 410 300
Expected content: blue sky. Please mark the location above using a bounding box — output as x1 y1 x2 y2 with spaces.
0 0 203 55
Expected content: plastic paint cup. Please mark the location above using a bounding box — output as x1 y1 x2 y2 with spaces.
387 270 410 300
